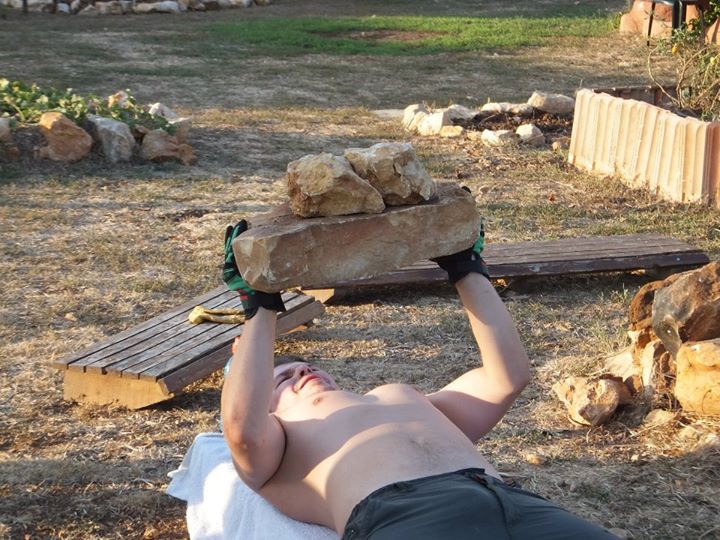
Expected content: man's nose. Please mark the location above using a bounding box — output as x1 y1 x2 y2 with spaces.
295 365 311 376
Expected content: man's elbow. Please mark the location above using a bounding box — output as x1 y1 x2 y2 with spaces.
509 366 531 396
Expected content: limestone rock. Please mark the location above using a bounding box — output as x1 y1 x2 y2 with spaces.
527 91 575 115
70 0 84 12
148 102 179 120
629 273 684 330
0 117 11 143
439 125 464 138
406 111 428 133
551 137 570 152
552 376 624 426
187 0 205 9
604 347 642 395
119 0 133 12
37 112 92 163
134 1 180 13
652 262 720 356
286 153 385 218
481 102 533 116
254 0 271 5
78 5 98 14
516 123 544 146
233 184 480 292
416 110 452 136
441 104 476 121
56 2 70 13
675 338 720 416
140 129 196 165
86 115 135 163
169 117 191 143
643 408 677 427
230 0 253 6
95 0 123 14
639 339 674 398
481 129 516 147
402 104 427 130
343 143 437 206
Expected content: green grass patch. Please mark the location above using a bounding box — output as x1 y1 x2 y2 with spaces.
210 15 616 56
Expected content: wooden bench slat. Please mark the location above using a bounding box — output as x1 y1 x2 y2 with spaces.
99 291 302 377
135 295 316 381
304 235 707 289
53 286 232 369
159 300 325 393
69 292 247 372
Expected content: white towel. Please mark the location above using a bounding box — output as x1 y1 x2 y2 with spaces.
167 433 339 540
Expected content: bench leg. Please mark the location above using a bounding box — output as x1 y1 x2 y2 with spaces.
63 370 173 409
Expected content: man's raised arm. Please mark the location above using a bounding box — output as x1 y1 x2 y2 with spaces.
428 225 530 442
220 220 287 490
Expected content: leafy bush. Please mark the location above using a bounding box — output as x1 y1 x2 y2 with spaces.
0 79 172 132
649 1 720 121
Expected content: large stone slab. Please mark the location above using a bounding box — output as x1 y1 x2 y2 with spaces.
652 262 720 356
233 184 480 292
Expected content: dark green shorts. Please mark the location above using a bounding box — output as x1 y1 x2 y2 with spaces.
342 468 618 540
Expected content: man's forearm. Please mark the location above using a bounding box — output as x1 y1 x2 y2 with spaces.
221 306 277 442
455 273 530 393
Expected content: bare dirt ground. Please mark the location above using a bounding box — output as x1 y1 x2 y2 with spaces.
1 1 720 538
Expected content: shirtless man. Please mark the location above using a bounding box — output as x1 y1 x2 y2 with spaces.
220 220 617 539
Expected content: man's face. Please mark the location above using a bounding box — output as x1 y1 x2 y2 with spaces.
270 362 339 413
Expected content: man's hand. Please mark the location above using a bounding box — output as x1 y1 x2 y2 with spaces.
432 220 490 284
223 219 286 319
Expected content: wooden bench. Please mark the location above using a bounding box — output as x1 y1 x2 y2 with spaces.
305 234 709 302
52 289 325 409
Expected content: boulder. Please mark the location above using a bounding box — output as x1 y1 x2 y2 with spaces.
56 2 70 13
86 115 135 163
527 91 575 115
134 1 180 13
286 153 385 218
480 102 533 116
481 129 516 147
0 117 11 143
406 111 428 133
78 5 98 14
675 338 720 416
169 117 192 143
37 112 92 163
402 103 427 130
629 273 684 330
229 0 253 6
254 0 272 5
551 137 570 152
232 184 480 292
343 143 437 206
516 123 544 146
604 347 642 394
148 102 179 120
643 408 677 428
552 376 625 426
416 110 452 136
441 104 476 121
652 262 720 356
95 0 123 14
140 129 196 165
639 339 674 398
439 125 465 138
187 0 205 9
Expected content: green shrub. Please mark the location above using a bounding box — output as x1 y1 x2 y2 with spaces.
0 79 172 132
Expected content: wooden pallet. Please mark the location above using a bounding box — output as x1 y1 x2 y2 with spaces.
304 234 708 302
52 289 325 409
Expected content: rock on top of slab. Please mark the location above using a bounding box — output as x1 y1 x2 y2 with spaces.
287 153 385 218
344 142 437 206
233 183 480 292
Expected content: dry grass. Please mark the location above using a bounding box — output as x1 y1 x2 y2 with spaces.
2 1 720 538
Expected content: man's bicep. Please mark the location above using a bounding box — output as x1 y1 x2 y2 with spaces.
226 415 286 491
427 368 519 442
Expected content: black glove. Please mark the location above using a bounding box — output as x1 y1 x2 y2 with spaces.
223 219 286 320
432 219 490 284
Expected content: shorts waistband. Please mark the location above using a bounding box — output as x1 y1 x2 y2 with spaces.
344 468 496 529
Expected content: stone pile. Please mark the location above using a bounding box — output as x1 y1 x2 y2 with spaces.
402 91 575 148
0 0 269 14
231 142 480 291
553 261 720 426
1 92 195 166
